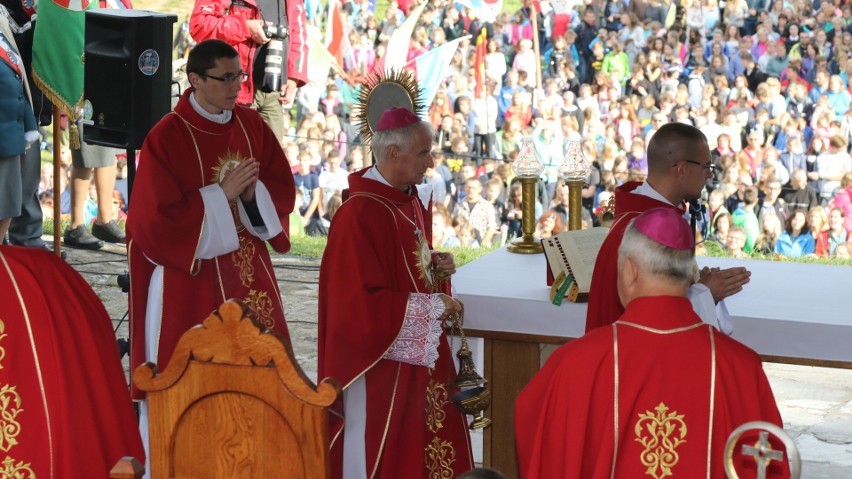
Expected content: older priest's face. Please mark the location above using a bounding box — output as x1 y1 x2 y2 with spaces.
193 56 243 114
394 124 435 188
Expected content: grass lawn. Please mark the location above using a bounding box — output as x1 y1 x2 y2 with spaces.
283 234 499 267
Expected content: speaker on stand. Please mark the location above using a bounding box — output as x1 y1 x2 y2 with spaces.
83 9 176 207
84 10 175 360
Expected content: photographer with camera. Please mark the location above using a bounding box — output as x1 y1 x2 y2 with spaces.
189 0 307 142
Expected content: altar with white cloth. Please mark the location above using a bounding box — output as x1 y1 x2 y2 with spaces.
453 247 852 476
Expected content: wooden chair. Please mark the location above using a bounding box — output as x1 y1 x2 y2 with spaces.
131 300 340 478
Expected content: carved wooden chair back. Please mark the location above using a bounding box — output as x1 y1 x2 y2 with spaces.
134 300 340 479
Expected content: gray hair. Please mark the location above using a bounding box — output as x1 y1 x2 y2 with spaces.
372 120 433 163
618 219 694 284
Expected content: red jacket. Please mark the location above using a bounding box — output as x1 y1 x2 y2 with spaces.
189 0 308 105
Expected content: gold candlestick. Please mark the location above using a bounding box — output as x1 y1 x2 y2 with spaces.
507 136 545 254
566 180 584 231
561 141 591 231
507 176 543 253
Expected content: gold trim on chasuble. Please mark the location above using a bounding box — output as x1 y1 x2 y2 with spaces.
232 236 256 287
425 436 457 479
425 379 449 434
634 403 687 479
0 320 5 369
341 194 458 477
0 457 35 478
425 379 456 478
347 192 433 291
177 112 273 327
612 322 717 479
171 112 207 277
0 252 45 477
0 385 23 453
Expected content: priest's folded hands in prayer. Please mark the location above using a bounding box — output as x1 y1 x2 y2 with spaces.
698 265 751 303
219 158 260 201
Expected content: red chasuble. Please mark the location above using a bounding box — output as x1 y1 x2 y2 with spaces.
0 246 145 477
516 296 789 479
127 90 294 398
586 181 685 332
318 170 474 478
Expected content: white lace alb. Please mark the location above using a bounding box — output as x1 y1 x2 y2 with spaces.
384 293 445 368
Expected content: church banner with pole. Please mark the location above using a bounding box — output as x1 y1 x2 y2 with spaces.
32 0 93 118
32 0 95 255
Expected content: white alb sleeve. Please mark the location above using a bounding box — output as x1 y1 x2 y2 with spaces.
236 180 285 240
688 282 734 335
197 184 240 259
384 293 445 368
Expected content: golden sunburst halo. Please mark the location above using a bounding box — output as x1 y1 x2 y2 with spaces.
354 68 425 145
414 236 435 291
210 150 246 184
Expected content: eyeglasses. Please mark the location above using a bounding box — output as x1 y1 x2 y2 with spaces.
201 71 249 84
683 160 716 172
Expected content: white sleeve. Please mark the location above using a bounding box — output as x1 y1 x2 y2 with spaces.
236 180 285 241
688 282 734 335
384 293 445 368
197 184 240 259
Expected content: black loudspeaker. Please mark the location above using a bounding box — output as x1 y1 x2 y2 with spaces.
83 10 177 150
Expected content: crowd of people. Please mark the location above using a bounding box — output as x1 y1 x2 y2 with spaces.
279 0 852 261
2 0 826 474
10 0 852 262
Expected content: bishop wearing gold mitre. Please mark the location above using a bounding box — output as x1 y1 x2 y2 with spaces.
515 208 790 478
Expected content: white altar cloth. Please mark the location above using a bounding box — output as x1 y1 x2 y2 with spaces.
454 248 852 364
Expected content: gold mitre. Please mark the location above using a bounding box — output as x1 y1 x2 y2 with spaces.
353 69 425 145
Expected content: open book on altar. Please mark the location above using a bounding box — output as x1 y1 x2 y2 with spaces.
541 227 610 305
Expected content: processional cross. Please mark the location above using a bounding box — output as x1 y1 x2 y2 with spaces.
724 421 801 479
741 431 785 479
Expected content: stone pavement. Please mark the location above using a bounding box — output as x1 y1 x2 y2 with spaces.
61 243 852 478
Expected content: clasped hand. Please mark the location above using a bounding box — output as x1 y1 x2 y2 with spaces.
698 266 751 303
220 159 259 202
432 252 457 279
437 293 463 325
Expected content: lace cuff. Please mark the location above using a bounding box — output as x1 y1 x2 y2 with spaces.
384 293 444 368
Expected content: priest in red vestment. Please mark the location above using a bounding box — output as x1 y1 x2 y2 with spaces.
318 108 474 478
516 208 790 479
127 39 295 400
586 123 751 333
0 246 144 477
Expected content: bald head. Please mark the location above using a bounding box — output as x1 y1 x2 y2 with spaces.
646 123 709 175
644 123 711 205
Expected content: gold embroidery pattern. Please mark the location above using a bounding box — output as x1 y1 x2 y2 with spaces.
210 150 245 185
0 386 23 453
414 245 433 291
211 151 248 234
0 456 35 479
634 402 687 479
425 436 455 479
244 290 274 329
0 319 6 369
425 380 448 433
232 236 257 288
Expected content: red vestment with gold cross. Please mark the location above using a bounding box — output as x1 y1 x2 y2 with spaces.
516 296 790 479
